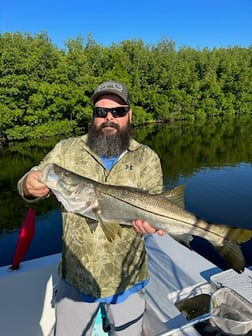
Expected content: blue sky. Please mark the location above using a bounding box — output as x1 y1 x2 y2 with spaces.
1 0 251 50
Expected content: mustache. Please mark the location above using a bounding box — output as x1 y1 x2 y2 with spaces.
99 122 120 130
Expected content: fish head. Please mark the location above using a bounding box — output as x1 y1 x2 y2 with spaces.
40 163 95 202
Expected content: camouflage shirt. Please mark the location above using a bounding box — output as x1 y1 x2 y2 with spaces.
18 134 163 298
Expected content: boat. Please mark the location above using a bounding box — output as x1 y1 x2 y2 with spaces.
0 233 252 336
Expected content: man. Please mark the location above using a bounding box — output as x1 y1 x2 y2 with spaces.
18 80 165 335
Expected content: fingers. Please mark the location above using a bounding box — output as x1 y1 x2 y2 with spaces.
156 229 166 236
24 170 49 198
132 219 156 234
132 219 166 236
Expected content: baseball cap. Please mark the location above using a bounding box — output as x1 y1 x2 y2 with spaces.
91 80 131 106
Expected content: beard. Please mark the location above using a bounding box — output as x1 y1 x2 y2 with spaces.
87 120 132 157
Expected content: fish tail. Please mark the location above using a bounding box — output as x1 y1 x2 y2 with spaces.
215 241 245 273
212 225 252 273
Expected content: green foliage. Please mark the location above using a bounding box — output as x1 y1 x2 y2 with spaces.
0 32 251 140
5 120 77 140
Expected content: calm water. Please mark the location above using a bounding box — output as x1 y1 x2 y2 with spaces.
0 115 252 268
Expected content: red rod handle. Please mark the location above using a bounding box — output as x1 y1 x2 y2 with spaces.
11 208 35 270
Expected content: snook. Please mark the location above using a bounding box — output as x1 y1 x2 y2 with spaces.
40 163 252 273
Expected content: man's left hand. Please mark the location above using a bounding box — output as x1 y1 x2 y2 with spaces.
132 219 166 236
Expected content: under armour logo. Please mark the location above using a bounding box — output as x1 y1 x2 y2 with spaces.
125 164 133 170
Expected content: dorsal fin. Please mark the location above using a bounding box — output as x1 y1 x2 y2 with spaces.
160 185 185 208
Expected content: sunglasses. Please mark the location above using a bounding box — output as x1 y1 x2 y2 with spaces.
93 106 130 118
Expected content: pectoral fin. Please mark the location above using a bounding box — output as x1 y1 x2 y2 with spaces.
101 220 122 242
93 208 121 242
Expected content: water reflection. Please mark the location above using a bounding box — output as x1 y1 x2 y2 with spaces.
182 163 252 227
0 115 252 267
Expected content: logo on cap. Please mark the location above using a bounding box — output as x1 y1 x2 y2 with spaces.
97 82 123 92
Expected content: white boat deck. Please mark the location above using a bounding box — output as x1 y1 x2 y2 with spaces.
144 234 221 335
0 234 251 336
145 234 252 335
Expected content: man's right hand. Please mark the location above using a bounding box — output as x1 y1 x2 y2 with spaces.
23 170 49 198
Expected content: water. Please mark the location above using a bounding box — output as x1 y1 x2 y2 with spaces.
181 163 252 226
0 115 252 268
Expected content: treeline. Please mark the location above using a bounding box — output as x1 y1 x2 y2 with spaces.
0 32 251 140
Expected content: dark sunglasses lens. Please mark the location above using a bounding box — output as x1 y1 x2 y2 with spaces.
94 107 130 118
94 107 107 118
113 107 130 117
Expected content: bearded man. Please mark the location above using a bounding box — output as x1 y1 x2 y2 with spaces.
17 80 165 336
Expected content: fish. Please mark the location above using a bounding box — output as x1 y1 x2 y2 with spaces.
40 163 252 273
